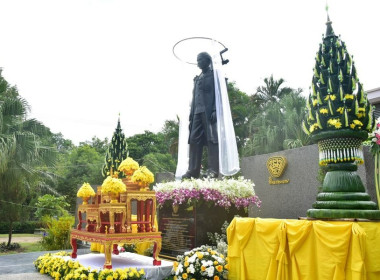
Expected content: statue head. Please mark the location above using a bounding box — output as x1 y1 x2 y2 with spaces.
197 52 211 70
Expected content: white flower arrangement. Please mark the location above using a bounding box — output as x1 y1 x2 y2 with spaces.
153 177 261 210
171 245 228 280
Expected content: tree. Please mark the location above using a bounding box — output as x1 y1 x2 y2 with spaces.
0 73 57 246
243 76 308 156
251 74 293 108
227 81 257 152
80 136 109 155
127 131 167 164
56 144 103 212
34 194 70 220
161 118 179 160
142 153 177 177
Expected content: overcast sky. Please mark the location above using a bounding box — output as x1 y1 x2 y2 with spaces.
0 0 379 144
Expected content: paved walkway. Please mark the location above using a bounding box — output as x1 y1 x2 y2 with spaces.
0 236 42 243
0 249 90 280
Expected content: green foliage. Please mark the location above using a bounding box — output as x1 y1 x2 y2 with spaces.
143 153 176 175
40 215 75 250
34 194 70 220
206 220 229 256
227 82 257 153
0 242 20 252
0 73 58 245
161 118 179 160
243 76 309 156
127 131 167 163
0 221 43 234
55 144 103 211
251 75 293 107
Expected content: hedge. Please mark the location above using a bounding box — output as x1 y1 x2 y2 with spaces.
0 221 44 234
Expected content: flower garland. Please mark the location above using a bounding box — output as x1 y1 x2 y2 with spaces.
171 245 228 280
77 182 95 198
101 176 126 195
34 252 146 280
153 177 261 210
368 117 380 209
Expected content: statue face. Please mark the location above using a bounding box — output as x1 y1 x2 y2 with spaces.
197 54 211 70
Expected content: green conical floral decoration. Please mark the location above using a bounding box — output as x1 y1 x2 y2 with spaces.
303 15 375 166
102 117 128 178
303 16 374 135
305 13 380 219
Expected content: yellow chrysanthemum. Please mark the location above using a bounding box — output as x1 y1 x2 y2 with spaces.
309 123 319 133
345 94 354 100
184 261 189 267
118 157 139 175
327 119 342 129
77 182 95 198
353 120 363 126
101 176 126 195
216 265 223 272
319 108 328 114
196 252 204 259
214 276 220 280
201 266 206 272
324 94 336 101
182 273 188 279
131 166 155 186
336 107 344 114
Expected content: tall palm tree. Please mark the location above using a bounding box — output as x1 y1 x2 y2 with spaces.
0 75 57 246
243 76 309 156
251 74 293 108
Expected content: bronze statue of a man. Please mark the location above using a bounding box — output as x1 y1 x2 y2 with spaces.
182 52 219 179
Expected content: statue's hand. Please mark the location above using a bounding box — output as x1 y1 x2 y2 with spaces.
210 111 217 123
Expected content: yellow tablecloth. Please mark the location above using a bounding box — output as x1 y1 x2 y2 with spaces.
227 217 380 280
90 214 159 256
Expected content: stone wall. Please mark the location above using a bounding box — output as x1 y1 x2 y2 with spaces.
241 144 377 219
155 144 378 219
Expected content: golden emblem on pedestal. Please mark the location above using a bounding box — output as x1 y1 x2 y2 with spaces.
266 156 290 185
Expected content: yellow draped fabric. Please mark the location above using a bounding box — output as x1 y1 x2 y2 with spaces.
227 218 380 280
90 214 159 256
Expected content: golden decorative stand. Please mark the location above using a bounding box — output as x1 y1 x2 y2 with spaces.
70 230 162 269
71 186 162 268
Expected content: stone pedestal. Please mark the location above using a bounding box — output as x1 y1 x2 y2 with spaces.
158 202 246 258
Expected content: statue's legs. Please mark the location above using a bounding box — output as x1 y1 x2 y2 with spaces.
207 142 219 177
183 143 203 178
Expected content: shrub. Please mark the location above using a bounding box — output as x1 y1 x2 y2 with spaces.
0 242 20 252
40 215 75 250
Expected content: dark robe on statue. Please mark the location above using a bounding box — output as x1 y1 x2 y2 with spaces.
186 68 219 178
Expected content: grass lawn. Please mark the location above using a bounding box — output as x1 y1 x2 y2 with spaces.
0 233 39 238
0 233 43 255
0 242 43 256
